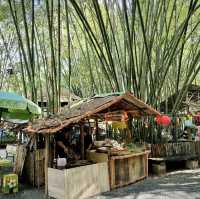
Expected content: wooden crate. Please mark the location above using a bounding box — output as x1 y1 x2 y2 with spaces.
109 151 149 189
48 162 110 199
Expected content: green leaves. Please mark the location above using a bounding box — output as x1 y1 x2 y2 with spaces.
2 0 200 114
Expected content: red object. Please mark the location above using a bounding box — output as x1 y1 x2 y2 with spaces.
104 113 110 123
121 111 128 122
194 115 200 122
155 115 162 125
161 115 171 126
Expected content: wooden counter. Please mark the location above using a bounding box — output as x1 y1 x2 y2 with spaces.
87 150 149 189
48 162 110 199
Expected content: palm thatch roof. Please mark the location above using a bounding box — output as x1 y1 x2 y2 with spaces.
24 92 160 134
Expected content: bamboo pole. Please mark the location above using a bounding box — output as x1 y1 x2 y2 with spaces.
44 134 49 199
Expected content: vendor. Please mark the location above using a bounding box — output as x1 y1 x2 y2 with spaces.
55 128 71 158
55 128 81 161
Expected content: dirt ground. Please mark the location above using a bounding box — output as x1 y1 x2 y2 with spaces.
0 169 200 199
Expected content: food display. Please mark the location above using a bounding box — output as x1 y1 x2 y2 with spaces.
125 143 145 153
94 139 145 156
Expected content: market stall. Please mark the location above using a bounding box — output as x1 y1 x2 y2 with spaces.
24 92 160 199
149 112 200 174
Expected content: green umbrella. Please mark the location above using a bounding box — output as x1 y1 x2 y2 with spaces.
0 91 41 122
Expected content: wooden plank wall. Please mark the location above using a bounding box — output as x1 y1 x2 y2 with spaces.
64 163 110 199
110 153 148 189
48 168 65 199
151 141 200 158
14 144 27 176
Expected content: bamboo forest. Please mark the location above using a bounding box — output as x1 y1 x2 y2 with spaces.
0 0 199 113
0 0 200 199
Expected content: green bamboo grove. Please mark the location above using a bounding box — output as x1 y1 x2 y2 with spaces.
0 0 199 114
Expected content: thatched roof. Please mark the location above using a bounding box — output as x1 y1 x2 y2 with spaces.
25 92 160 134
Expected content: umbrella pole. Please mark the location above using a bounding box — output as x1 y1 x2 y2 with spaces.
0 108 2 123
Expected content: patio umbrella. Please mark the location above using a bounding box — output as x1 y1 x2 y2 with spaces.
0 91 41 122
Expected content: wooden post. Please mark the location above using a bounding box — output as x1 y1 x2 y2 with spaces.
95 118 99 141
44 134 49 199
126 113 132 143
80 124 85 160
105 121 108 138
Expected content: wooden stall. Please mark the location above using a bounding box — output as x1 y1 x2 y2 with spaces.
24 92 160 198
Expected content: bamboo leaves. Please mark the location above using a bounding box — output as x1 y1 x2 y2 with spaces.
2 0 200 114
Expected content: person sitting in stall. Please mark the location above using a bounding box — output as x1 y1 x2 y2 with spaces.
55 128 71 158
55 127 80 161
